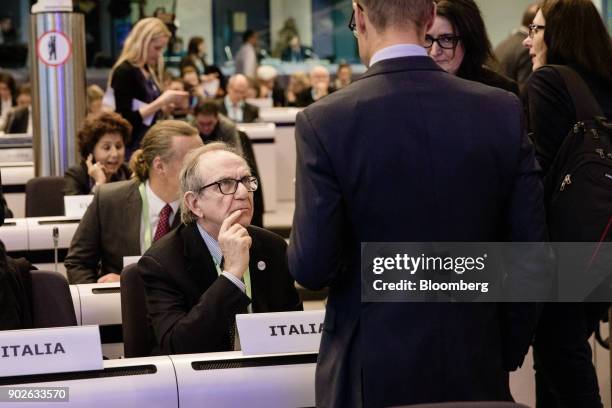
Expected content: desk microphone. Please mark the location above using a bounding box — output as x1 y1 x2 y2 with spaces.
52 227 59 273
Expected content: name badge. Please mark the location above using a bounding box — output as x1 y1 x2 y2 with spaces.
0 325 103 377
64 195 94 217
236 310 325 356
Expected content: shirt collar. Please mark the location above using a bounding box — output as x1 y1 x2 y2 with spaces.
196 222 223 265
145 179 179 219
369 44 428 67
224 95 243 109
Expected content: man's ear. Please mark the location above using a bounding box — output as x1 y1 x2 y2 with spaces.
425 1 437 33
356 3 367 36
151 155 165 176
184 191 203 218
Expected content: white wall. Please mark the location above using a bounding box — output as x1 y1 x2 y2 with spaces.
270 0 313 48
477 0 533 47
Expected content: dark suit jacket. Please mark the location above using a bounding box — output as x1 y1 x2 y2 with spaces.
63 161 131 196
138 222 302 355
288 56 548 408
64 179 180 284
523 65 612 176
3 106 29 134
495 30 533 85
217 99 259 123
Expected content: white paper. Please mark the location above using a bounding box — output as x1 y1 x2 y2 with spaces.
123 256 141 267
202 79 220 98
64 195 94 217
132 98 155 126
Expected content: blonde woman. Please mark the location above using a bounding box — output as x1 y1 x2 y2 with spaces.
109 17 188 157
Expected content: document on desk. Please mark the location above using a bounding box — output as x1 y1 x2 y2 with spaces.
132 98 155 126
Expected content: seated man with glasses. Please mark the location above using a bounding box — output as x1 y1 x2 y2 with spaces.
137 142 302 355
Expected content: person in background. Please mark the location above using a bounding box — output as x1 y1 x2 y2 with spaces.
218 74 259 123
522 1 612 407
180 36 226 97
286 71 310 107
64 112 132 196
86 84 105 119
109 17 188 158
334 63 353 89
281 35 311 62
65 120 203 284
426 0 519 95
4 83 31 134
0 72 16 131
0 172 12 220
234 29 258 79
137 142 301 355
256 65 286 107
295 65 334 107
193 101 265 227
494 3 539 87
273 17 299 58
164 78 191 120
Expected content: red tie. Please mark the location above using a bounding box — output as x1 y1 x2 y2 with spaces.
153 204 172 242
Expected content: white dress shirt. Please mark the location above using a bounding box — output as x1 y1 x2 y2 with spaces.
224 95 245 123
369 44 428 67
139 180 180 253
235 43 257 78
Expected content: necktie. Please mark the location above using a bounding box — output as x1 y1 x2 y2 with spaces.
153 204 172 242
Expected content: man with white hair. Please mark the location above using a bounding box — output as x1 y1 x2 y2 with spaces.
256 65 286 107
138 142 302 355
295 65 334 107
218 74 259 123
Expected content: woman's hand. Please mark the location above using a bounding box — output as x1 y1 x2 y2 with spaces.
86 154 107 185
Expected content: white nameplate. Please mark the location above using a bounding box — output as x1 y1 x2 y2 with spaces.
236 310 325 356
31 0 73 13
123 256 141 268
64 195 94 217
0 325 103 377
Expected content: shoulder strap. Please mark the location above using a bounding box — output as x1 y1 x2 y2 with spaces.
547 65 604 120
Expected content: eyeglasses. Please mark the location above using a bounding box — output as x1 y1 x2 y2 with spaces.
198 176 259 195
348 3 364 38
528 24 545 39
424 35 461 50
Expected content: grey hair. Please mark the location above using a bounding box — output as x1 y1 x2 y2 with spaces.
179 142 246 224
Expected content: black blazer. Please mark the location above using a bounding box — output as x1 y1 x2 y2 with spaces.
63 161 131 195
523 65 612 175
471 67 520 97
110 61 161 150
3 106 29 134
289 56 548 407
217 99 259 123
138 222 302 355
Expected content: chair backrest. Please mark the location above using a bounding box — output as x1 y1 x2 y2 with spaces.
396 403 530 408
25 176 65 217
120 263 153 357
30 270 77 328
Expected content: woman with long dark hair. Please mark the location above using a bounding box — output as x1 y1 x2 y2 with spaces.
426 0 519 95
523 1 612 407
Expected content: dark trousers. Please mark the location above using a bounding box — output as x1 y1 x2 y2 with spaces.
533 303 608 408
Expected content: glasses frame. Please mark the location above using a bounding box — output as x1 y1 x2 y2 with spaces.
528 24 545 39
348 3 364 37
197 176 259 196
424 34 462 50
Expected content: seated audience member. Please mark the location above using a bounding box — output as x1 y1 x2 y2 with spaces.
193 101 265 227
181 66 208 102
164 78 191 120
64 112 132 195
281 35 311 62
426 0 519 95
64 120 203 284
0 71 16 130
4 83 31 134
180 36 226 97
256 65 286 107
218 74 259 123
86 84 105 120
295 65 334 107
334 63 353 89
138 142 302 355
286 71 310 107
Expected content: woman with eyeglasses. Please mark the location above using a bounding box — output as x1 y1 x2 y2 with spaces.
521 1 612 407
425 0 519 95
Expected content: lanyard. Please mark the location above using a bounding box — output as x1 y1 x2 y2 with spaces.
138 182 153 252
214 262 252 311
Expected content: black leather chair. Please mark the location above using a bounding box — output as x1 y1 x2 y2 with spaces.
120 263 154 357
30 270 77 327
25 176 65 217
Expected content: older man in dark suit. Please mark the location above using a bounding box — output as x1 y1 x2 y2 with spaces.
137 142 301 355
65 121 203 284
288 0 549 407
217 74 259 123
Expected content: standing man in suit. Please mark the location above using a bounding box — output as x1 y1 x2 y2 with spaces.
65 120 203 284
218 74 259 123
288 0 548 407
494 3 539 86
138 142 301 355
234 29 258 79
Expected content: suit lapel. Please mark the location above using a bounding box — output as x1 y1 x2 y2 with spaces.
182 223 218 293
247 228 269 312
123 180 142 255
